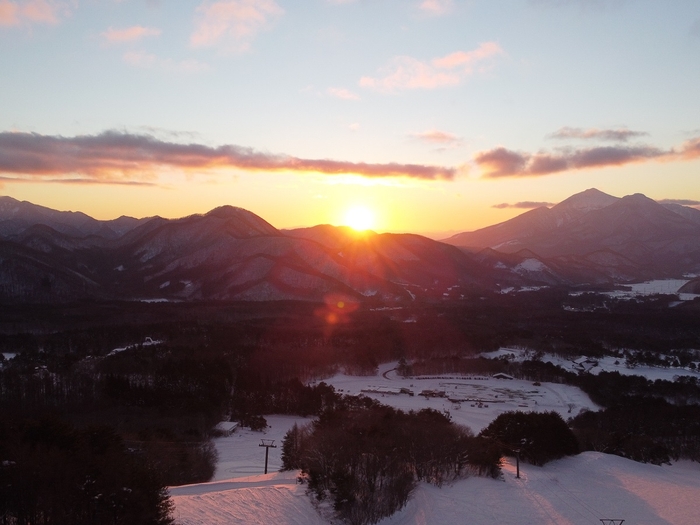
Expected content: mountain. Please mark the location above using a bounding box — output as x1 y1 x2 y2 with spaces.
0 195 147 239
444 188 619 251
443 189 700 281
3 190 698 303
0 201 507 303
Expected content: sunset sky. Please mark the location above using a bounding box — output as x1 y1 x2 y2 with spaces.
1 0 699 236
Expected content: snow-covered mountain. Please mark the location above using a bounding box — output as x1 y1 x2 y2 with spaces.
2 190 699 302
443 189 700 281
0 200 504 302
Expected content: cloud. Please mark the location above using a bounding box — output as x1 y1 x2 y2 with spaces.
419 0 454 16
348 123 360 131
680 137 700 159
472 139 700 178
360 42 503 92
0 0 74 27
0 130 456 184
101 26 162 44
548 126 649 142
657 198 700 206
492 201 554 209
327 87 359 100
190 0 283 53
123 51 210 73
410 129 462 145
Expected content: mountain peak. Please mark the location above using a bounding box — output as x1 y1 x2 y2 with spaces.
553 188 618 213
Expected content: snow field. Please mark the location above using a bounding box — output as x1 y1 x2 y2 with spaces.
320 362 599 433
171 362 700 524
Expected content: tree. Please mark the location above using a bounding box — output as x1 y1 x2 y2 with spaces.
480 411 578 466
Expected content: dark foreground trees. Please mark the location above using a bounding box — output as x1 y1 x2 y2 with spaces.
0 417 173 525
281 404 501 525
479 411 579 466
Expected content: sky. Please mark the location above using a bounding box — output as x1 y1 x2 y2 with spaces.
1 0 699 236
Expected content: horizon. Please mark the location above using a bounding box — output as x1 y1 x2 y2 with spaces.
1 1 700 232
3 187 698 240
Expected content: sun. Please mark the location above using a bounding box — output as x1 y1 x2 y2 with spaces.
343 206 375 231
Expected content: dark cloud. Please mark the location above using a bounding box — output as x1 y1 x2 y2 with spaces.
0 131 455 182
472 147 528 178
492 201 554 209
548 126 649 142
475 144 669 178
658 198 700 206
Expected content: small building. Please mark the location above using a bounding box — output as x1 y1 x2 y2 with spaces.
492 373 515 380
215 421 239 437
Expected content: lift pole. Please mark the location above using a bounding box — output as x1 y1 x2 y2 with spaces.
259 439 277 474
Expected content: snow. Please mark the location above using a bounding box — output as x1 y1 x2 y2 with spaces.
514 258 548 273
171 453 700 525
172 365 700 524
212 415 314 481
318 363 598 432
170 471 327 525
107 337 162 356
380 453 700 525
590 355 700 381
581 278 700 301
480 347 700 382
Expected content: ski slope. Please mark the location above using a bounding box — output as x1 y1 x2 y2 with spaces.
171 453 700 525
171 364 699 524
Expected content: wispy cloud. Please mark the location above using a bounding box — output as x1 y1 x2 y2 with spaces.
327 87 359 100
492 201 554 209
548 126 649 142
418 0 454 16
190 0 283 53
474 137 700 178
0 131 457 183
123 51 210 73
0 0 74 27
360 42 503 92
658 198 700 206
101 26 162 44
410 129 462 146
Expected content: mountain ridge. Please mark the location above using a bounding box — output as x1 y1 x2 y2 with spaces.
2 189 699 303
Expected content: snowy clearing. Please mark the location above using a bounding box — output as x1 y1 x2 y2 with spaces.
319 362 598 433
212 415 313 481
484 347 700 382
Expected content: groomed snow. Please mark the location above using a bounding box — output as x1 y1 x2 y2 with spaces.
170 471 327 525
381 453 700 525
171 453 700 525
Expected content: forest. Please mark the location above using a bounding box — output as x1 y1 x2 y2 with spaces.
0 289 699 522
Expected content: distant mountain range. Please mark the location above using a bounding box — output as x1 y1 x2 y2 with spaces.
443 188 700 284
1 189 699 303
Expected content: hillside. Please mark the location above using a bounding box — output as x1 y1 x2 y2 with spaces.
170 453 700 525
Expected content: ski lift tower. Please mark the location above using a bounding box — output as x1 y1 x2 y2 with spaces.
259 439 277 474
